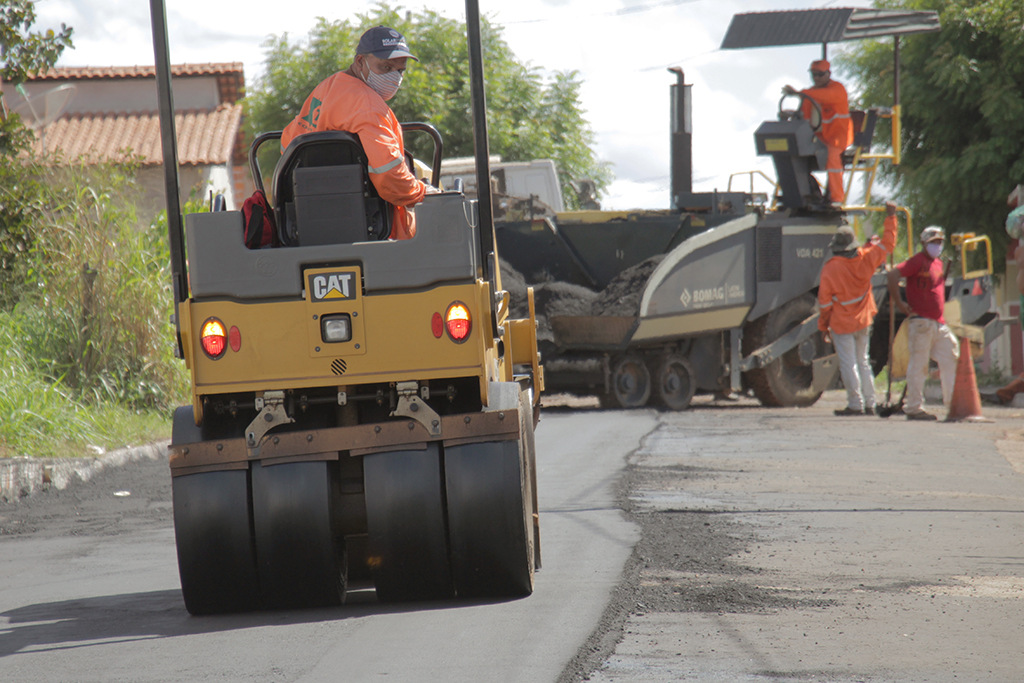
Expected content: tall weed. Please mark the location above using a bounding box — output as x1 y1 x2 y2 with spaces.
0 310 169 457
5 157 188 413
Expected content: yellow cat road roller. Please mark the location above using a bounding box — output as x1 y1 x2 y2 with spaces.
149 0 543 614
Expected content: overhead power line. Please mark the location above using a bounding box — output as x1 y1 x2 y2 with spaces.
501 0 703 25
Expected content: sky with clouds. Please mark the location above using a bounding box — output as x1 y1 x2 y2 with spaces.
31 0 879 210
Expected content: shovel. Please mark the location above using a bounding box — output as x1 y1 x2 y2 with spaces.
877 384 906 418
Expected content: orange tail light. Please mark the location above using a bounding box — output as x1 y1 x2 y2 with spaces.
200 318 227 359
445 302 471 343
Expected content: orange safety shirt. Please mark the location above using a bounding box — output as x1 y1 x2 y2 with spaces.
800 79 854 151
817 214 898 335
281 72 426 240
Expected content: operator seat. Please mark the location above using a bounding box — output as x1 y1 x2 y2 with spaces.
841 109 879 167
273 131 392 246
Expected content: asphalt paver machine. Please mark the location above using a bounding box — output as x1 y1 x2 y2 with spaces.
497 8 961 411
149 0 543 614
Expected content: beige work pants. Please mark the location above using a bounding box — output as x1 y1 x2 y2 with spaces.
905 318 959 414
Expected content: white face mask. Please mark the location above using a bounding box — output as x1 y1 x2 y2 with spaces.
362 61 403 101
925 242 943 259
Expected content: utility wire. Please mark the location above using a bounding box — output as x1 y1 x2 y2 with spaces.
501 0 702 25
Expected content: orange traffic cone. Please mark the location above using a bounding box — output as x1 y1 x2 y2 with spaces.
945 336 992 422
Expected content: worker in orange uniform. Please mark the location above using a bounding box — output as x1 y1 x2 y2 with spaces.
818 200 899 415
281 26 430 240
784 59 853 205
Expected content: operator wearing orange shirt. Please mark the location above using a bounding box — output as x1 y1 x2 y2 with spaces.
281 26 429 240
784 59 854 205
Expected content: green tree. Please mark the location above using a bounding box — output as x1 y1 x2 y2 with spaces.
247 3 611 209
1 0 72 84
1 0 73 153
1 1 73 302
840 0 1024 271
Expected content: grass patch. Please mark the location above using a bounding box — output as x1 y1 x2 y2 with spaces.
1 156 190 458
0 310 173 459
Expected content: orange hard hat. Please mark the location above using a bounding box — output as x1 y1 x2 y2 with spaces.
810 59 830 72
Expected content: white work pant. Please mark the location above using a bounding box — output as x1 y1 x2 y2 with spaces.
905 318 959 413
832 327 875 411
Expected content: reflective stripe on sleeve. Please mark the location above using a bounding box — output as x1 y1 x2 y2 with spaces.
821 113 851 124
833 292 867 307
368 157 404 174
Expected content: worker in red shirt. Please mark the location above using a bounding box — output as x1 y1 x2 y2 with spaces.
818 201 899 415
281 26 429 240
784 59 854 205
886 226 959 420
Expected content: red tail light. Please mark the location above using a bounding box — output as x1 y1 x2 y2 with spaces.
445 302 471 343
200 318 227 359
229 325 242 352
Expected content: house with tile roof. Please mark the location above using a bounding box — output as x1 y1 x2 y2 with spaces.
6 62 251 218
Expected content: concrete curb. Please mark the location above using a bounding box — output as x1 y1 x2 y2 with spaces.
0 440 170 503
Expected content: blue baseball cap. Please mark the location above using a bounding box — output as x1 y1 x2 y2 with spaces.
357 26 417 61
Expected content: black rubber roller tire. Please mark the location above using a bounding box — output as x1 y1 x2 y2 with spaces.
363 443 454 602
445 388 536 598
251 460 347 609
171 406 260 615
172 469 261 615
742 293 828 408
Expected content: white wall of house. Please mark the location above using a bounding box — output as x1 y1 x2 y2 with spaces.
12 77 220 118
137 164 235 225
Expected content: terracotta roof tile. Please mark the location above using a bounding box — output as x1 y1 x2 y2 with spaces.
30 63 243 80
31 103 244 167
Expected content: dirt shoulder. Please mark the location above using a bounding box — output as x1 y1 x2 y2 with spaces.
0 447 171 538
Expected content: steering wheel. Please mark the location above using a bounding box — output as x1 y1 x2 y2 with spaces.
778 91 823 134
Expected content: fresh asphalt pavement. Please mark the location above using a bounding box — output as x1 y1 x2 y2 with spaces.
2 390 1023 683
0 409 653 683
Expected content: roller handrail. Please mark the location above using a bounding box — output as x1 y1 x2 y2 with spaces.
400 122 443 188
249 125 443 198
248 130 283 196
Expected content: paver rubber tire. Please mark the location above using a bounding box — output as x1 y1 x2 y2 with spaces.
654 354 696 411
610 355 652 408
742 293 828 408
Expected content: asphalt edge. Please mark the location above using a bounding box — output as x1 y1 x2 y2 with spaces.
556 415 661 683
0 441 170 503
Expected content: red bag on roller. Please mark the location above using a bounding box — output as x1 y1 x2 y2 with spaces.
241 190 278 249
